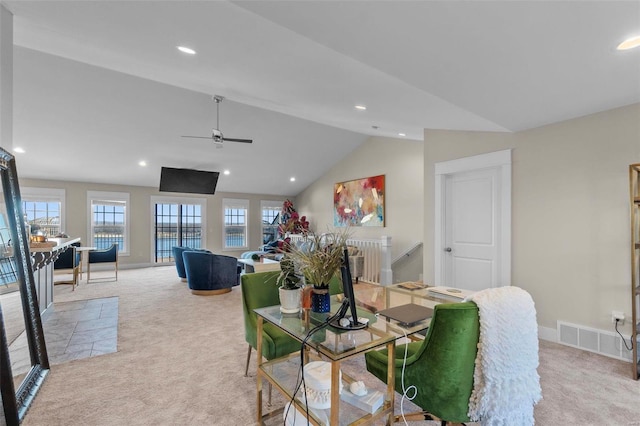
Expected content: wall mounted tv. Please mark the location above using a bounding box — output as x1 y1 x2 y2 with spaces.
159 167 220 195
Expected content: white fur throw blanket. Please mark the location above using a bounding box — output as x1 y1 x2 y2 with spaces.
464 286 542 425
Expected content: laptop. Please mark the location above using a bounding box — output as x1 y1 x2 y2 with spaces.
376 303 433 327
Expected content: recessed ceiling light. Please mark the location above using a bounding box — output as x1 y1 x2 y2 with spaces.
223 170 230 175
617 35 640 50
138 160 147 167
13 147 25 154
177 46 196 55
398 133 406 137
355 105 367 111
290 177 296 182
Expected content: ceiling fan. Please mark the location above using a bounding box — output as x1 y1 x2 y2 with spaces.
182 95 253 147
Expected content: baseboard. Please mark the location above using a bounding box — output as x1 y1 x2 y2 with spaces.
88 262 157 271
119 262 158 270
538 325 557 342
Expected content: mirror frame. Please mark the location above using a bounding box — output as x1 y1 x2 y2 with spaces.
0 148 49 425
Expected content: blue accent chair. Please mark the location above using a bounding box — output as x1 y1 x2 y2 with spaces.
183 251 240 295
87 243 118 282
54 242 81 290
172 246 211 281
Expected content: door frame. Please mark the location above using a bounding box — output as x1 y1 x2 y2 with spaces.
434 149 512 287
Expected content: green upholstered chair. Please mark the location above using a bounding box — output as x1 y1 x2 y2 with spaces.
365 302 480 425
328 274 342 296
240 271 301 377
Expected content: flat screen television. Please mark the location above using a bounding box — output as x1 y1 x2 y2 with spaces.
159 167 219 195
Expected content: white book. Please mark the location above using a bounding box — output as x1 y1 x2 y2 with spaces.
340 387 384 414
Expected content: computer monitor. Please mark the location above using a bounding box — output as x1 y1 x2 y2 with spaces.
330 248 367 331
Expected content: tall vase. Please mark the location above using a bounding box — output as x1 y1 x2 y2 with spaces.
311 286 330 313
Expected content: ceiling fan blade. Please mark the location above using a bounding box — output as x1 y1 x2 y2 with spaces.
182 97 254 145
224 137 253 144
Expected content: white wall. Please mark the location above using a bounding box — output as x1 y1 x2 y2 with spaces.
423 103 640 333
19 177 286 267
0 6 12 152
296 135 424 267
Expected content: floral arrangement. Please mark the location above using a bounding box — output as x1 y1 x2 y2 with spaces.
284 228 351 289
278 199 309 236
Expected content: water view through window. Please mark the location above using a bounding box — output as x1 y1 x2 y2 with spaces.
23 201 61 237
155 203 202 263
92 202 126 251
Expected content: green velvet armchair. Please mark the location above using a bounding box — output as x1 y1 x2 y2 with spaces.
365 302 480 425
240 271 301 377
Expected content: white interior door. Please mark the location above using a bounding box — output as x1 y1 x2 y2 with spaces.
444 168 499 291
434 149 511 290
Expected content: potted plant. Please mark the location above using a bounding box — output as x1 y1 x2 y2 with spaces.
284 228 350 313
276 255 302 313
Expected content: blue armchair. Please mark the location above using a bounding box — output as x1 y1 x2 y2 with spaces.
87 243 118 282
182 251 240 295
54 242 81 290
172 246 211 281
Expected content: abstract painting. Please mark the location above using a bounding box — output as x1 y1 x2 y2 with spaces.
333 175 385 227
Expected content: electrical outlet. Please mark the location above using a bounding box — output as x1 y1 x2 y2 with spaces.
612 310 625 325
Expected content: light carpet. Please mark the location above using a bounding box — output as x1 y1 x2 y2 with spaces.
16 266 640 425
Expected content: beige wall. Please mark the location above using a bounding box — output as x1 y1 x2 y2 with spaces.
424 103 640 333
19 178 286 266
19 103 639 334
296 136 424 269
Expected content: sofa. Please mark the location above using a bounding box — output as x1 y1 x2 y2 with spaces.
182 251 240 295
240 239 281 260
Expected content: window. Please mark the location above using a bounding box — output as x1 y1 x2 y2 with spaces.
88 191 129 255
21 187 65 237
223 198 249 249
151 196 206 263
261 200 282 245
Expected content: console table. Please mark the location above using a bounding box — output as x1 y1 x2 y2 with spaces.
254 306 396 425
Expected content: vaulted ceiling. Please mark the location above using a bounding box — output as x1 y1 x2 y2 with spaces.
5 1 640 195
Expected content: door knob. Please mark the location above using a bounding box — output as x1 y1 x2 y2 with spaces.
444 247 452 252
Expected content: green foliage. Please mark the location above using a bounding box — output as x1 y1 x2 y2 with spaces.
276 255 301 290
285 228 351 289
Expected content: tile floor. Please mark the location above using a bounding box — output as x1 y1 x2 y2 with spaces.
9 296 119 379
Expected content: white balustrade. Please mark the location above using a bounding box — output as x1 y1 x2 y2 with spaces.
287 234 392 285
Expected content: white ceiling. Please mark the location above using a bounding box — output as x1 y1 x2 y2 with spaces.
4 1 640 196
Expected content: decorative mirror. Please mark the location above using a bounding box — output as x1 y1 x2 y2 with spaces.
0 148 49 425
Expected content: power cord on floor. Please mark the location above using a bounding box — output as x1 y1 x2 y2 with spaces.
615 318 633 351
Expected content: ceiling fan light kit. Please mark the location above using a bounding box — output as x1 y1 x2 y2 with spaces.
182 95 253 146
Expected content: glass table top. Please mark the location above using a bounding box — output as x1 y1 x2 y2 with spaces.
255 298 396 362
